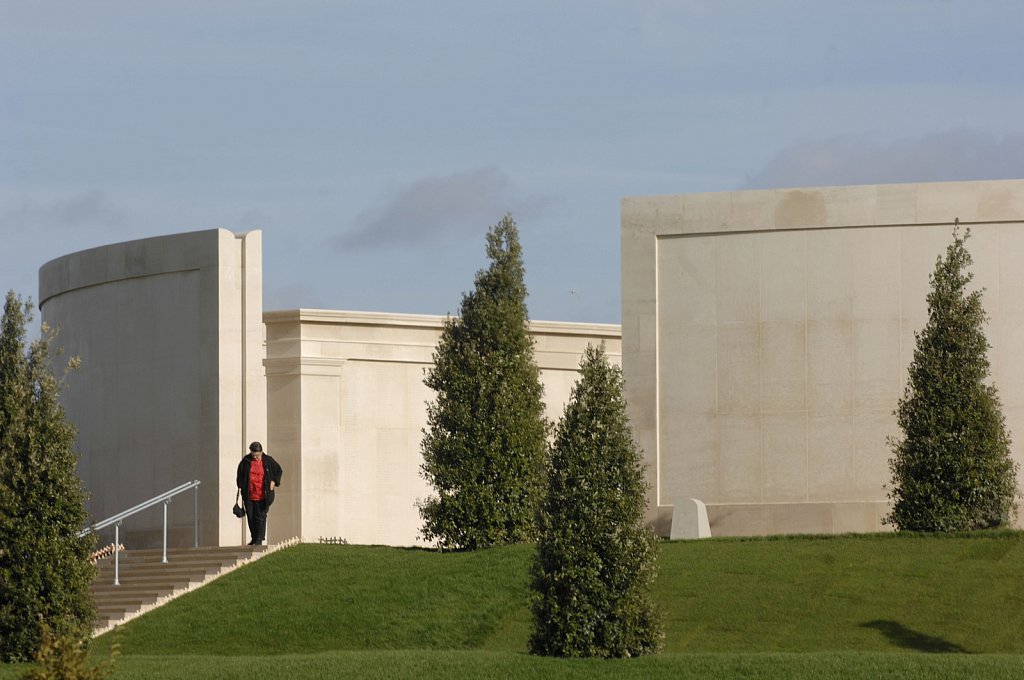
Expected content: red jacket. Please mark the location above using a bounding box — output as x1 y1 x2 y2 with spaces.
236 453 283 504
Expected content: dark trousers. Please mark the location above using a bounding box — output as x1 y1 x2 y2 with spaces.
244 498 269 544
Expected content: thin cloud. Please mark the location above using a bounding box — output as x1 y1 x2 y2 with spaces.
0 190 128 233
743 130 1024 190
335 166 555 250
238 208 267 230
263 282 323 312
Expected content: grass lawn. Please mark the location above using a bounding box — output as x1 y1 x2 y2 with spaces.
5 650 1024 680
4 532 1024 678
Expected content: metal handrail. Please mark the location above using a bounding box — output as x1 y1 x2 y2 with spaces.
80 480 202 586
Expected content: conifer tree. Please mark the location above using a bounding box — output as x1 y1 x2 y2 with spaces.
886 226 1019 531
0 291 95 661
419 214 549 550
531 344 662 658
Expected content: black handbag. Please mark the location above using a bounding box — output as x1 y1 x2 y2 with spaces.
232 489 246 517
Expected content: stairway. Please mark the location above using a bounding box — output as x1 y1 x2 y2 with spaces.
90 540 297 635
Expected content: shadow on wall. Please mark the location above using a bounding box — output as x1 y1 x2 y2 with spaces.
859 620 971 653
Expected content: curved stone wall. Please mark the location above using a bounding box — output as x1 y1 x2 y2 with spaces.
40 229 265 547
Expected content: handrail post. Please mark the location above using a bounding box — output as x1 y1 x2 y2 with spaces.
162 499 170 564
80 480 203 571
114 522 121 586
194 484 199 548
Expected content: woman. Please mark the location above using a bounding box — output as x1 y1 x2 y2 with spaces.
235 441 283 546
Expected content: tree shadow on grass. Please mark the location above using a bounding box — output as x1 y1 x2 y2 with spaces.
859 620 971 653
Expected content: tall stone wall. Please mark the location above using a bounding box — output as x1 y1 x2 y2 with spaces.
39 229 266 547
40 228 623 548
622 180 1024 537
264 310 621 546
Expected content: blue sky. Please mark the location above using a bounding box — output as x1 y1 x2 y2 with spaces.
3 1 1024 325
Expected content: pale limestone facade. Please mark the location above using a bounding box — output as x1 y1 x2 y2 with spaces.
44 179 1024 547
622 179 1024 537
263 310 620 546
39 230 620 547
39 229 266 547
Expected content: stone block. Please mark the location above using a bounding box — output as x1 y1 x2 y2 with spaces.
834 503 878 533
768 503 833 535
807 320 853 411
707 504 769 537
669 499 712 539
621 195 680 235
761 230 807 321
775 189 826 228
851 227 901 320
679 191 734 234
853 319 901 410
915 181 978 223
716 233 760 323
660 413 718 502
807 412 854 501
760 321 806 412
824 184 877 227
997 224 1024 318
874 183 917 223
806 228 853 320
659 323 717 414
853 408 895 500
717 413 761 501
762 413 808 502
658 236 717 325
718 323 760 414
730 189 776 232
979 181 1024 221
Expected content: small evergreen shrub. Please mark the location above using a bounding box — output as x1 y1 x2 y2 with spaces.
418 215 549 550
530 344 662 657
0 291 95 661
886 227 1019 531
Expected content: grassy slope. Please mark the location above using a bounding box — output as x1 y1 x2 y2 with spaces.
104 532 1024 656
656 531 1024 653
8 650 1024 680
102 543 534 655
4 533 1024 678
7 650 1024 680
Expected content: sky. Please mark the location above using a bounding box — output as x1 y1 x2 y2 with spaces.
3 1 1024 329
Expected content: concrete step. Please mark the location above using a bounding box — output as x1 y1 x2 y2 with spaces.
93 564 227 579
91 570 224 590
101 546 263 561
89 542 287 635
92 585 180 601
92 549 265 581
94 547 263 567
92 578 205 594
95 607 142 627
93 568 222 592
